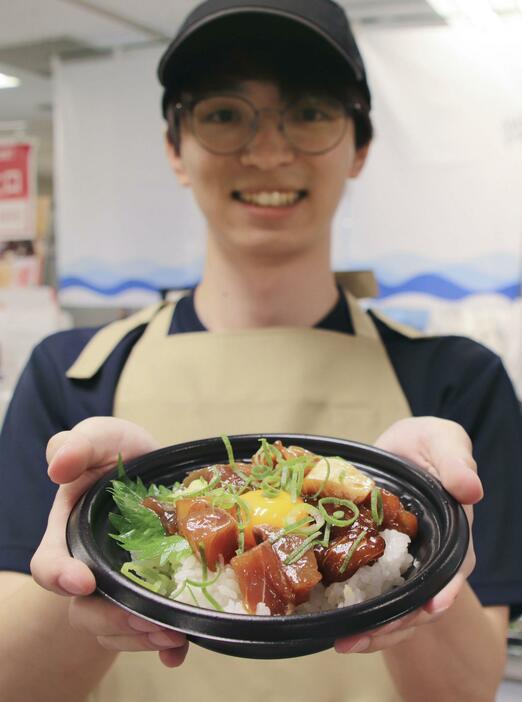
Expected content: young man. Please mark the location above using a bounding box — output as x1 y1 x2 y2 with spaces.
1 1 521 701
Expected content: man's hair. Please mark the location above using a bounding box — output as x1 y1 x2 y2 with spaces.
163 16 373 154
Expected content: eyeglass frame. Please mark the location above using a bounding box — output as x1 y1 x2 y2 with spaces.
167 92 365 156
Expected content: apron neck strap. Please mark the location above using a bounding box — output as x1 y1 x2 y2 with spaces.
343 291 380 341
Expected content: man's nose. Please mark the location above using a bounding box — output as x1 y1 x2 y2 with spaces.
239 109 295 168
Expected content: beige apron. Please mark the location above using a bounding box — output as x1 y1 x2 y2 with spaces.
68 291 413 702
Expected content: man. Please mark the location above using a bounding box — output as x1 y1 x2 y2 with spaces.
1 1 521 701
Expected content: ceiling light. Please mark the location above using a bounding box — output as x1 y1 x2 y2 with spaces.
489 0 520 11
428 0 521 19
0 72 20 89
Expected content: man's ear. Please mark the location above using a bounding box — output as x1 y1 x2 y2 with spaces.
349 142 371 179
164 131 191 187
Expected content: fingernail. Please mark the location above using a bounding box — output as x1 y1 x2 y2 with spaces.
338 637 370 654
350 637 370 653
58 574 89 596
128 615 163 633
52 445 70 463
148 631 185 648
379 619 402 635
432 602 452 616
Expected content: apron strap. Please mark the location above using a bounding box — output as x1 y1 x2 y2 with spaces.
344 292 381 341
335 270 379 299
66 303 166 380
370 309 423 339
137 302 177 343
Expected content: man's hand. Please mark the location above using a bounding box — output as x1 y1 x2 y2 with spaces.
335 416 482 654
30 417 188 668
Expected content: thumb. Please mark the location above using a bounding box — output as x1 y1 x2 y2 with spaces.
47 417 160 484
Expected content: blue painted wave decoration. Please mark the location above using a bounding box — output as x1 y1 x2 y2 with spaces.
343 252 520 301
378 275 520 300
59 253 520 301
59 259 203 297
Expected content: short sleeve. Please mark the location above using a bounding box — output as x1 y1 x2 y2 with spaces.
440 345 522 616
0 342 65 573
0 325 143 574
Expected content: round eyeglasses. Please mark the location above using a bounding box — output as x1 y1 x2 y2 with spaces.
171 94 361 156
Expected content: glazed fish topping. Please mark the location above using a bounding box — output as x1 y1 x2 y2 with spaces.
109 438 418 615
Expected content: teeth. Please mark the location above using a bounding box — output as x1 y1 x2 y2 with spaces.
237 191 303 207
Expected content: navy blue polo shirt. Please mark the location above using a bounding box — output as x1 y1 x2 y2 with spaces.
1 291 521 616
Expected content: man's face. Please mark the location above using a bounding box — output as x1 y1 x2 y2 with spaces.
166 81 369 262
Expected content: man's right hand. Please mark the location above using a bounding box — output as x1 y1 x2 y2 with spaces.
30 416 188 668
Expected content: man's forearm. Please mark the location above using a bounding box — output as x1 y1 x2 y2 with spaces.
0 576 117 702
383 583 507 702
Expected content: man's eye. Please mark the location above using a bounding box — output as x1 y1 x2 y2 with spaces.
203 109 239 124
292 107 331 123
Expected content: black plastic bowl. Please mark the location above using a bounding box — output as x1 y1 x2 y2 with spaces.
66 433 468 659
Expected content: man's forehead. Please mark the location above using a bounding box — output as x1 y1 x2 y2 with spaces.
184 79 329 102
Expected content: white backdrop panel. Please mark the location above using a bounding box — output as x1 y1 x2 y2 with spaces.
55 45 205 305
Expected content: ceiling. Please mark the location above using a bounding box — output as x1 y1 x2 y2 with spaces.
0 0 444 179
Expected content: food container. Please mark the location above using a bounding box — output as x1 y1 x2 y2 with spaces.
66 433 468 659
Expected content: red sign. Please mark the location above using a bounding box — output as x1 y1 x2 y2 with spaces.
0 142 36 241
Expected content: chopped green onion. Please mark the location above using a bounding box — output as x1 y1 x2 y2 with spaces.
287 503 325 534
279 463 288 488
236 531 245 556
339 529 368 574
268 516 313 544
322 522 332 548
252 463 271 479
333 510 344 519
262 438 274 467
120 563 171 595
294 464 305 502
220 435 251 483
169 580 187 600
180 468 221 499
318 497 359 527
283 530 322 565
198 543 208 578
234 497 250 555
371 487 384 527
261 472 282 497
186 583 198 606
221 435 237 469
201 588 224 611
184 544 224 611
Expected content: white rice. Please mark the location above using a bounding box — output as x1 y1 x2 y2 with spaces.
169 529 413 615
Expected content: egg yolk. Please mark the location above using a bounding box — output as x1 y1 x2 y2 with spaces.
240 490 307 530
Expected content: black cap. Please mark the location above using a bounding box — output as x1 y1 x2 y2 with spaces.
158 0 371 112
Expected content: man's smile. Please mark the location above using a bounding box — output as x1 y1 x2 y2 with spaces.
231 189 308 208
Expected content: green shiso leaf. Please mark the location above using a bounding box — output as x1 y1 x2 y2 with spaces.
108 472 192 573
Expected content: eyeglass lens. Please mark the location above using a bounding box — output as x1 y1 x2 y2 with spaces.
190 95 347 154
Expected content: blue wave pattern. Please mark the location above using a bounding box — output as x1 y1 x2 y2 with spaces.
59 276 199 296
59 258 202 297
379 274 521 300
59 253 521 300
339 252 520 300
59 275 521 300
